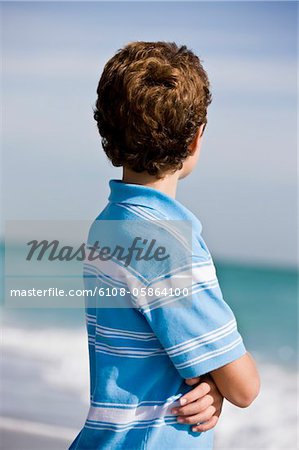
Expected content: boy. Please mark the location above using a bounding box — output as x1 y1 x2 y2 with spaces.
69 41 260 450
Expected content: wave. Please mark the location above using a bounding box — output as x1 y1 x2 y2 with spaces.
2 324 297 449
2 325 90 403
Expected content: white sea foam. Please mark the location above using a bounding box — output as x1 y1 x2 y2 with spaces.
2 325 298 449
2 325 90 403
214 362 297 449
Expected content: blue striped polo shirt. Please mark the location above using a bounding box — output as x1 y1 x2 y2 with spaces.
69 179 247 450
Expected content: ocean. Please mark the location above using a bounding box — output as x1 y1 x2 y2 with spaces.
1 244 297 449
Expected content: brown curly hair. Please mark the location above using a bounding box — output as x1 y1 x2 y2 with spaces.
93 41 212 178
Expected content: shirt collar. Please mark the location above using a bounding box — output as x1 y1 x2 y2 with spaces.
108 179 202 233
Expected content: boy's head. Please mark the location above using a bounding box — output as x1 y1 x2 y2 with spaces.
93 41 212 179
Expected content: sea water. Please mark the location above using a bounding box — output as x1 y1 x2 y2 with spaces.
1 244 297 449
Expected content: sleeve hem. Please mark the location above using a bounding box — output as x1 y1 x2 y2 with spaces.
177 340 247 379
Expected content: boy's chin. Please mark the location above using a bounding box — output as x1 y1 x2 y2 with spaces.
178 168 194 180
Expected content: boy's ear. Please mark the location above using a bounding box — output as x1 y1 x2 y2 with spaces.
188 123 205 155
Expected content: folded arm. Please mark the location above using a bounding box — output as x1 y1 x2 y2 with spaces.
171 374 224 432
209 351 260 408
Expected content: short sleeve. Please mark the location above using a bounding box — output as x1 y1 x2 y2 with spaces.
133 252 247 379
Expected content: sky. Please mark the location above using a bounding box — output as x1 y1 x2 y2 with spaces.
1 1 297 267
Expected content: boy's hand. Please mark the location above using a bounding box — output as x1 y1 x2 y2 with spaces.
171 374 223 432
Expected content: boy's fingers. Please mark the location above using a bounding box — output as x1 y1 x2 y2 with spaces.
171 395 213 416
176 406 216 425
179 382 211 405
185 377 200 386
191 415 219 433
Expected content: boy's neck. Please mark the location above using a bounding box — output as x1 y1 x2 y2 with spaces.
122 167 180 199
